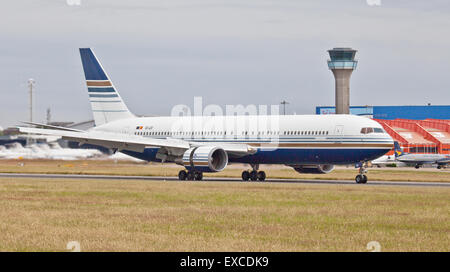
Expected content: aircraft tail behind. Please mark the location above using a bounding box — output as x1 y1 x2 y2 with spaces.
79 48 134 126
394 141 406 157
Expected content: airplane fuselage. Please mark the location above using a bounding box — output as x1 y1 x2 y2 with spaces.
95 114 393 165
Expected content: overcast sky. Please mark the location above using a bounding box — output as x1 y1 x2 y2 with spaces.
1 0 449 127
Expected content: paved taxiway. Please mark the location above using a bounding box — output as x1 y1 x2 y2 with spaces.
0 173 449 188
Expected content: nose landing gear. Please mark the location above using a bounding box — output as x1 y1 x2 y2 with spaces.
355 162 368 184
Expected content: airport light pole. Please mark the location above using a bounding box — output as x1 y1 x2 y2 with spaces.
46 108 51 124
28 79 35 124
280 100 289 115
26 79 35 146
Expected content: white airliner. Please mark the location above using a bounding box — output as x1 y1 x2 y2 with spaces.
19 48 394 183
394 142 449 169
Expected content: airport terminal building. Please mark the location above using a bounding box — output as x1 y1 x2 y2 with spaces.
316 105 450 154
316 105 450 120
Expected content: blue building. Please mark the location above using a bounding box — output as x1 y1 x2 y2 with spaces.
316 105 450 120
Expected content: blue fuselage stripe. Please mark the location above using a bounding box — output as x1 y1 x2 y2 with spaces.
121 147 391 165
88 87 116 93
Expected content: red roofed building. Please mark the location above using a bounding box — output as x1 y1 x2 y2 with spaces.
375 119 450 155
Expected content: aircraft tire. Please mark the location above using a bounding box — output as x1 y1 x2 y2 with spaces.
178 170 187 181
250 170 258 181
257 171 266 181
194 172 203 181
242 171 250 181
187 171 195 181
362 174 368 183
355 175 363 184
356 174 368 184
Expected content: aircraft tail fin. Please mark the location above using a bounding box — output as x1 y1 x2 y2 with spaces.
79 48 134 126
394 141 406 157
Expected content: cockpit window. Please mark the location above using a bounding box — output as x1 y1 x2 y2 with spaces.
361 127 384 134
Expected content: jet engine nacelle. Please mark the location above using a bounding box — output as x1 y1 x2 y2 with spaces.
292 164 335 174
182 146 228 172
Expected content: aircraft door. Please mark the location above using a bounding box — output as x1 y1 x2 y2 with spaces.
334 125 344 136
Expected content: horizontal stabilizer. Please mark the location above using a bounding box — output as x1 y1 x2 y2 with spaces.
20 121 84 132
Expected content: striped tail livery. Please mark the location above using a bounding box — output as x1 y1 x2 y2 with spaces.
79 48 134 126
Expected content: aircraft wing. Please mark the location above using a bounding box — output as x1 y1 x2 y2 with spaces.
19 127 190 152
21 121 84 132
18 127 256 156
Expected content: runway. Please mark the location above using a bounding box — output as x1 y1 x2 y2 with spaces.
0 173 449 188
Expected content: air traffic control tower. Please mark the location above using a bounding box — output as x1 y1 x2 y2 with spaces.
327 48 358 114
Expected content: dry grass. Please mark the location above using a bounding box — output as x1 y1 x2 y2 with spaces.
0 159 449 182
0 177 448 252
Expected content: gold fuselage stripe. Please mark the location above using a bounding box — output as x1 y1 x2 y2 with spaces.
183 162 209 166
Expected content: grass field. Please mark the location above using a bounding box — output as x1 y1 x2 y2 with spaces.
0 177 448 251
0 159 449 182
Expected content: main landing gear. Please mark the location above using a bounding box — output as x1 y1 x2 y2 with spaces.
241 164 266 181
355 162 368 184
178 170 203 181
